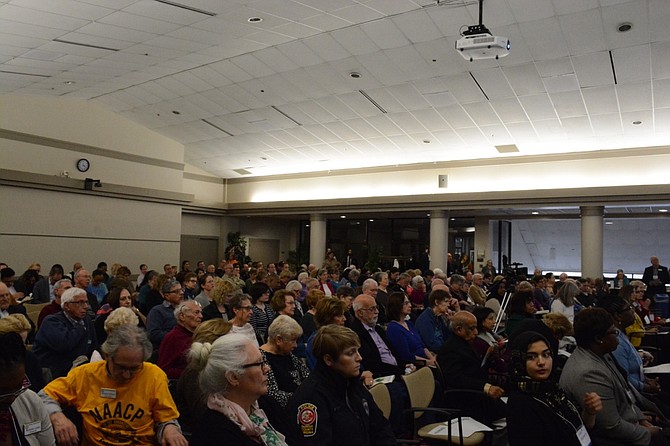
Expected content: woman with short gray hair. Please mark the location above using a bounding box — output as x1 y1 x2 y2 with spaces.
260 315 310 407
190 334 289 446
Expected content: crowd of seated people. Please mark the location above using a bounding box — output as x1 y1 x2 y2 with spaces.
2 253 670 445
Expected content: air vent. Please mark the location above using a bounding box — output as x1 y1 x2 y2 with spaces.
233 169 252 176
495 144 519 153
471 35 495 44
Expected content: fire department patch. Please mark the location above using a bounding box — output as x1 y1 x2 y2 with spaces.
297 403 317 437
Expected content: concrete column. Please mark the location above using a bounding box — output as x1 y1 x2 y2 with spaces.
429 210 449 272
581 206 604 278
309 214 326 267
474 216 490 273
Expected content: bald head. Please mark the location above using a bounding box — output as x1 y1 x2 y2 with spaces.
451 311 477 341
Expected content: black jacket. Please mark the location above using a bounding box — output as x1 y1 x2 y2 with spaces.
351 318 403 377
287 362 397 446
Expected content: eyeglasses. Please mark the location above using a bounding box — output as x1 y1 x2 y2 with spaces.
0 376 30 401
238 305 253 311
167 288 183 294
242 359 269 369
68 300 89 307
361 306 379 312
110 357 143 374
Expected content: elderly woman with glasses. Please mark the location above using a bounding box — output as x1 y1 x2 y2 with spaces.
39 325 187 446
0 332 55 446
385 291 436 367
190 334 290 446
560 308 663 446
260 315 310 407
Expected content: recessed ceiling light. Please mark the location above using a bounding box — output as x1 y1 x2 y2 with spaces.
369 219 374 222
356 222 360 225
305 224 310 227
248 17 263 23
660 209 668 213
64 81 74 85
618 22 633 32
340 215 346 219
426 213 431 217
632 120 643 125
423 139 431 144
450 218 455 221
605 221 614 225
532 211 539 215
349 72 361 79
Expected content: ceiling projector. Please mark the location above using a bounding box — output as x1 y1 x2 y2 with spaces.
455 33 510 61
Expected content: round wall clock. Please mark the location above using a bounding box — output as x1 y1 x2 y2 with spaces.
76 158 90 172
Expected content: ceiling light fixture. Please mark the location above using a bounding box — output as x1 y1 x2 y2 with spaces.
248 17 262 23
605 221 614 225
531 211 539 215
632 120 642 125
340 215 346 219
618 22 633 32
660 209 668 213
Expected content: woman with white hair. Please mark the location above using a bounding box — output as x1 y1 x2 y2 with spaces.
190 334 289 446
260 315 310 407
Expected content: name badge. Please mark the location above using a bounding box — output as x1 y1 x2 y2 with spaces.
23 421 41 436
576 424 592 446
100 388 117 399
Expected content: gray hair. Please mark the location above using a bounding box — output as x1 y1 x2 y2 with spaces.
104 307 138 334
285 280 302 294
54 279 72 292
372 272 387 284
450 274 465 285
556 280 579 307
174 300 201 319
433 268 444 276
101 324 152 360
473 273 483 280
161 278 179 295
194 333 254 397
60 287 86 308
361 278 377 292
297 272 309 282
268 315 303 342
411 275 425 287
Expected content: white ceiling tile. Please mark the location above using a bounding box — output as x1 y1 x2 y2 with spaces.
573 51 615 87
590 113 623 137
300 13 350 33
364 0 421 15
0 4 89 30
650 0 670 42
532 118 566 141
505 121 539 142
543 74 580 93
97 11 181 34
365 115 404 136
143 35 210 52
654 107 670 130
387 111 426 134
518 93 558 120
436 104 476 129
462 102 502 127
551 0 599 15
654 78 670 108
601 1 650 50
302 33 351 62
518 17 570 61
549 91 586 119
276 40 323 67
331 26 380 56
651 41 670 79
503 64 546 96
355 51 408 86
339 118 382 139
616 82 652 112
558 9 607 55
490 98 529 123
316 96 360 120
535 57 574 78
385 84 431 111
612 44 651 84
621 110 653 135
392 9 442 44
480 124 514 145
507 0 554 22
122 1 208 26
410 108 450 132
470 68 516 99
230 53 275 78
455 127 491 149
582 85 619 114
442 73 486 104
561 116 593 138
322 121 361 140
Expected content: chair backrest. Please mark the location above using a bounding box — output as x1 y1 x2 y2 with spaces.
368 383 392 419
402 366 435 418
25 302 50 328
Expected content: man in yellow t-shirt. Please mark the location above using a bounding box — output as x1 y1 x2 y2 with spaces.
39 325 187 446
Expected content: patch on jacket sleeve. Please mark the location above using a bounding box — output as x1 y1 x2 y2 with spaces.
297 403 317 437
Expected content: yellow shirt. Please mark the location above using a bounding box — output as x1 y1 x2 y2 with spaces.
625 313 646 347
43 360 179 445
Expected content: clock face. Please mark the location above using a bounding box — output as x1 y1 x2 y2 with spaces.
77 158 90 172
